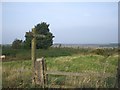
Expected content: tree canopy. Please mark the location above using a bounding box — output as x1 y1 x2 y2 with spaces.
24 22 54 49
12 39 23 49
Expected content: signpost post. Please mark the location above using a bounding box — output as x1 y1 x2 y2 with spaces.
31 28 45 87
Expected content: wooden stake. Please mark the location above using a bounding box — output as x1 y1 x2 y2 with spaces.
31 28 36 85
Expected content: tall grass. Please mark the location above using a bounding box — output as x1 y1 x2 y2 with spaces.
46 54 118 88
2 54 118 88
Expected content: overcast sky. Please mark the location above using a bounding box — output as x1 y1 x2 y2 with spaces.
2 2 118 44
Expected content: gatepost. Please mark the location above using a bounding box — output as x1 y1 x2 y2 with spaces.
31 28 46 87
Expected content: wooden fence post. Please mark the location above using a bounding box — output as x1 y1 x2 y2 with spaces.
43 58 48 87
36 57 47 88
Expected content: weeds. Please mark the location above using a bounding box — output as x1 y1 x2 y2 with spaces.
2 53 118 88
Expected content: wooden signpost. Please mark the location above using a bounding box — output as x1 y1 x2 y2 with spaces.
31 28 46 87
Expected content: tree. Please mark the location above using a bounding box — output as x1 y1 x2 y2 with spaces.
12 39 23 49
24 22 54 49
24 31 33 49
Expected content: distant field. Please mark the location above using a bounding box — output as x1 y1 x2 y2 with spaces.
2 52 118 88
2 47 91 61
2 47 118 61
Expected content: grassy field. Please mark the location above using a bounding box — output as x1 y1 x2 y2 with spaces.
2 47 94 61
3 47 118 61
2 47 118 88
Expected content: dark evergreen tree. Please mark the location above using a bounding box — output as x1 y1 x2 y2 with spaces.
12 39 23 49
24 22 54 49
24 31 33 49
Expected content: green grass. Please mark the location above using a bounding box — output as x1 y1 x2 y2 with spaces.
46 54 118 73
2 47 96 61
46 54 118 88
2 53 118 88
